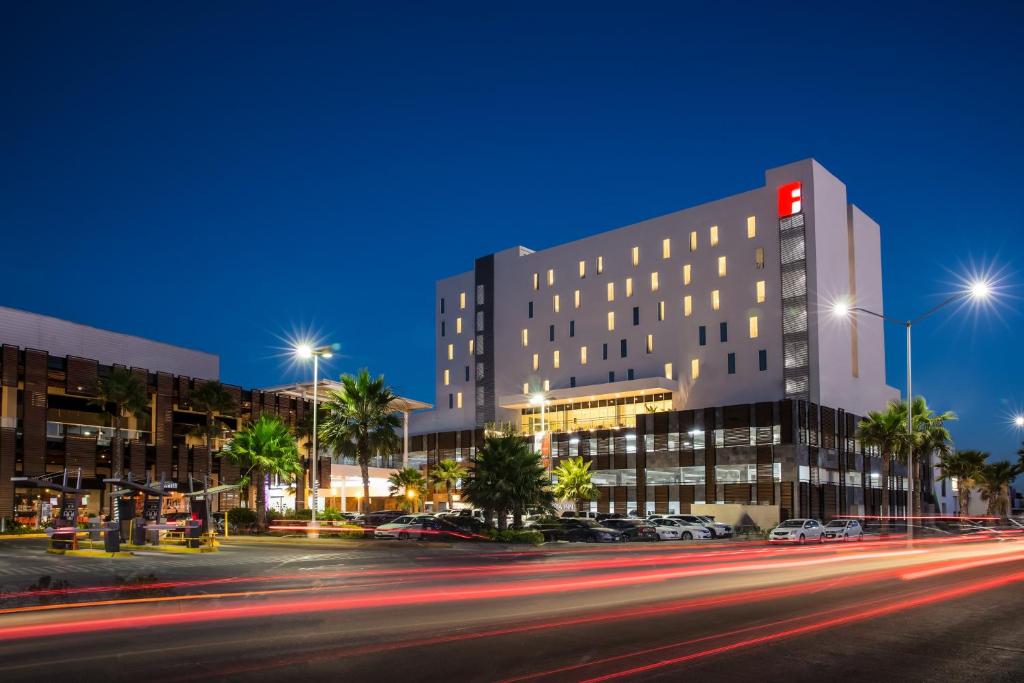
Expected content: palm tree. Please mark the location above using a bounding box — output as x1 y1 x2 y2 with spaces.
552 457 598 513
219 414 303 531
462 434 552 530
429 459 467 511
188 380 237 480
976 460 1021 520
909 398 956 516
318 369 401 516
90 367 149 519
936 450 987 517
858 401 910 527
388 467 426 511
292 408 319 511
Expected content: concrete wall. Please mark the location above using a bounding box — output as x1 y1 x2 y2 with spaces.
692 503 781 529
432 270 476 431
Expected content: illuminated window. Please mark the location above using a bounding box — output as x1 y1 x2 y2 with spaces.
607 282 615 302
543 379 550 391
689 230 697 252
444 369 450 386
747 216 756 239
447 343 454 360
709 225 719 247
632 246 640 267
459 292 466 309
749 314 759 338
597 256 604 274
756 280 766 303
532 353 539 371
521 329 529 347
650 272 659 292
468 338 474 354
607 311 615 331
711 289 721 311
580 346 588 364
574 289 581 309
684 295 692 317
523 382 529 394
456 392 463 409
691 358 700 380
658 300 665 321
547 269 554 287
625 277 633 297
532 272 539 290
553 350 560 369
683 264 691 285
662 238 671 259
646 334 654 354
664 362 673 380
456 317 462 334
579 260 586 278
755 247 765 269
718 256 727 277
553 294 560 313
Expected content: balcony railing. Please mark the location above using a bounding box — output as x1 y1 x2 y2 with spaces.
47 421 151 445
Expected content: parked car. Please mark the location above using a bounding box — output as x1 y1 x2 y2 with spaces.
596 512 626 522
600 518 661 542
444 515 490 534
561 510 599 519
374 513 434 539
535 518 623 543
363 510 405 528
664 514 733 538
769 518 825 544
391 515 480 541
823 518 864 541
648 517 712 540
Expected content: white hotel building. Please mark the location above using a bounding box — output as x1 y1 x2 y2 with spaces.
411 159 901 524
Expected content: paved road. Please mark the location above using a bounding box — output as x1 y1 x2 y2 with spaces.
1 535 1022 682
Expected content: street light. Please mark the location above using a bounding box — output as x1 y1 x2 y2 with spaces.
832 279 992 541
294 342 335 537
530 393 548 433
1013 415 1024 429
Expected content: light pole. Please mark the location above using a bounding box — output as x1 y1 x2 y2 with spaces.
530 393 548 433
834 280 991 541
295 343 334 538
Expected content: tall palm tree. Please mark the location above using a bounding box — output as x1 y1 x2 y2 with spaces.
318 369 401 516
909 398 956 516
219 414 303 531
936 450 987 517
188 380 237 481
858 401 910 527
291 408 319 511
462 434 552 530
429 459 467 511
552 457 598 513
90 367 149 519
388 467 426 511
976 460 1021 520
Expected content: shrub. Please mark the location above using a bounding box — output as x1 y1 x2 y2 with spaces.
227 507 257 526
486 529 544 546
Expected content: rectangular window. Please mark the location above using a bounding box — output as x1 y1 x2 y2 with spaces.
523 382 529 394
532 353 539 371
570 376 576 388
632 246 640 267
650 271 659 292
625 277 633 297
749 315 759 338
728 352 736 375
528 301 534 318
459 291 466 309
580 346 588 364
632 306 640 326
444 369 450 386
759 349 768 371
747 216 756 239
574 289 581 309
447 343 454 360
547 269 555 286
476 284 485 304
664 362 673 380
689 230 697 252
709 225 719 247
645 334 653 354
465 366 470 382
543 379 550 391
469 338 475 354
627 368 635 380
476 310 484 331
683 264 691 285
684 295 693 317
553 294 560 313
620 338 628 358
607 282 615 302
607 311 615 331
456 392 463 408
691 358 700 380
662 238 671 259
441 320 446 337
549 324 555 342
602 343 608 360
449 393 454 409
718 256 727 277
475 335 483 354
720 321 728 343
553 350 560 369
456 317 462 334
569 320 575 337
756 280 766 303
532 273 539 290
658 301 665 321
440 297 446 314
711 289 721 311
579 260 586 278
698 325 706 346
755 247 765 269
597 256 604 274
609 371 615 382
521 329 529 347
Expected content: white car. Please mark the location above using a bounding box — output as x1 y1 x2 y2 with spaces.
823 518 864 542
769 518 825 544
648 517 712 540
374 513 434 539
665 514 733 538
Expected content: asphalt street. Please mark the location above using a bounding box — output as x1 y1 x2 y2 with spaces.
1 534 1022 682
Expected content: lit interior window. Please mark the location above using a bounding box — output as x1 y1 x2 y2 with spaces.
607 311 615 331
755 247 765 269
709 225 719 247
756 280 766 303
718 256 727 277
574 289 581 309
447 343 454 360
747 216 756 239
650 272 659 292
553 294 560 313
684 295 692 317
646 334 654 353
456 317 462 334
662 238 671 259
664 362 673 380
632 246 640 267
658 300 665 321
444 369 450 386
547 269 554 286
468 338 475 354
553 350 560 369
543 379 550 391
683 264 691 285
625 277 633 297
691 358 700 380
579 260 586 278
597 256 604 274
522 382 529 394
580 346 588 364
532 353 539 371
456 392 462 408
532 272 539 290
459 292 466 309
689 230 697 252
749 314 759 338
521 329 529 347
607 282 615 302
711 289 721 311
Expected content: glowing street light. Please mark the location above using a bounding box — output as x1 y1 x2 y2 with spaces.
832 278 996 542
530 392 550 433
294 342 336 537
1014 415 1024 429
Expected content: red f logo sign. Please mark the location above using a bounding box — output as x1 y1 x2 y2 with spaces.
777 181 802 217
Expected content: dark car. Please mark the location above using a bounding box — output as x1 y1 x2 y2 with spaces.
595 512 625 522
535 518 623 543
361 510 406 535
444 515 490 534
399 516 483 541
601 518 660 542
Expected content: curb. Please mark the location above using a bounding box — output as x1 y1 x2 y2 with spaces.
121 544 218 554
0 534 49 540
46 548 135 558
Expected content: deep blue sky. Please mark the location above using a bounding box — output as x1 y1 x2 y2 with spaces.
3 3 1022 461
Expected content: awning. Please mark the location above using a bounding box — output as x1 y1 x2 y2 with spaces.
10 476 85 496
499 376 677 409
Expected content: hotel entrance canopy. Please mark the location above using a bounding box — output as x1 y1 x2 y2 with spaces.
499 376 676 410
262 380 432 413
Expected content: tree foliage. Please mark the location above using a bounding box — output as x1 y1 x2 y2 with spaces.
429 458 468 511
462 434 552 530
220 414 303 530
388 467 426 511
552 457 598 511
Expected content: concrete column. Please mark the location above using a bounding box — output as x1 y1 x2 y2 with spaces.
340 476 347 513
403 411 409 469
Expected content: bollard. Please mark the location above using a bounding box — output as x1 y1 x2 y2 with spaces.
104 523 120 552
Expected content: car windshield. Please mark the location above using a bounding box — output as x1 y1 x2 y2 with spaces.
825 520 847 527
778 520 806 528
391 516 413 524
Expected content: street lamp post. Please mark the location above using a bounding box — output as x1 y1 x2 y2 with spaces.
295 343 335 538
834 280 990 542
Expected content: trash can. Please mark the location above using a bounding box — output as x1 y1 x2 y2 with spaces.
134 518 147 545
104 524 121 552
185 521 201 548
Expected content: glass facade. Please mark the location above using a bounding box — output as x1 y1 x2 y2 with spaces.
519 392 672 433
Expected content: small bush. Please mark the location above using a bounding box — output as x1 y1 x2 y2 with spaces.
486 529 544 546
227 508 257 526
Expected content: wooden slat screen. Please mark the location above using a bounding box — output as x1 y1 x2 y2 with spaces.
613 486 628 513
678 485 695 513
65 435 97 477
756 444 774 504
597 486 610 513
724 484 752 504
193 446 210 481
22 349 48 475
1 345 18 386
130 440 147 480
654 485 669 514
66 356 98 396
156 372 174 481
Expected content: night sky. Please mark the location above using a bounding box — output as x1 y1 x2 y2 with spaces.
3 3 1022 462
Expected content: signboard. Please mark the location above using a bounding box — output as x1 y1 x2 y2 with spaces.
60 499 78 522
142 498 162 522
777 181 802 217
